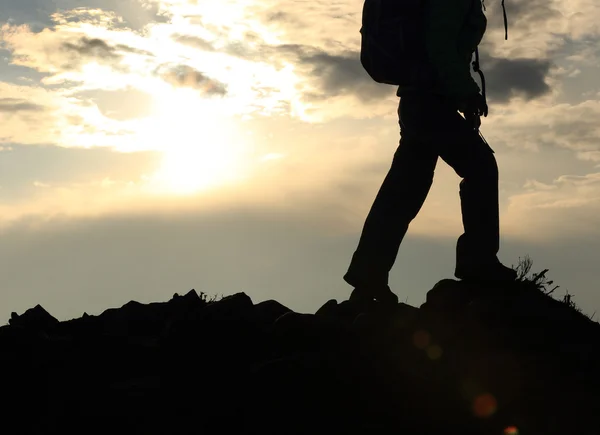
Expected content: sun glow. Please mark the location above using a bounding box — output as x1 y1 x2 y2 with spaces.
140 88 250 195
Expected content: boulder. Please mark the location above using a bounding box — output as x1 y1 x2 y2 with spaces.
9 305 58 332
253 300 292 326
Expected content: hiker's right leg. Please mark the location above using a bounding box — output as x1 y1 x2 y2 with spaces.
422 94 515 280
427 102 499 266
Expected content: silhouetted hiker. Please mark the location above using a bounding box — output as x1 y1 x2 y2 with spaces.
347 0 517 303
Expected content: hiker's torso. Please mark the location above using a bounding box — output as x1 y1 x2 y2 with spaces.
396 0 487 98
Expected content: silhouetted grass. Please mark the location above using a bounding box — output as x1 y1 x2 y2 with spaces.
199 291 222 304
513 254 594 321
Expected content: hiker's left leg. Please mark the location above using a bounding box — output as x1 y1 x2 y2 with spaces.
344 99 438 288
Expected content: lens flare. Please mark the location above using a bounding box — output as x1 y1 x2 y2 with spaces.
473 393 497 418
426 345 443 360
413 330 431 349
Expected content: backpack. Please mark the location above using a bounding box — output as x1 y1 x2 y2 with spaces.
359 0 509 92
359 0 436 87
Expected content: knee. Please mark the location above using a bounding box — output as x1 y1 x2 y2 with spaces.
486 154 499 179
461 152 498 181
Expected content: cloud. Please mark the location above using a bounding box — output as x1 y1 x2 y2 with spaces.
478 97 600 156
70 87 155 121
60 36 122 68
0 0 597 154
479 54 553 102
0 80 147 147
0 143 161 204
0 24 143 74
0 0 166 32
157 64 228 96
172 34 215 52
293 48 392 103
0 98 44 112
218 40 394 108
505 171 600 241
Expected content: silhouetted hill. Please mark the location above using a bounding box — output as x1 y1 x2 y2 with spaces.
1 278 598 435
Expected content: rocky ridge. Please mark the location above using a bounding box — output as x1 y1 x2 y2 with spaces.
1 278 598 434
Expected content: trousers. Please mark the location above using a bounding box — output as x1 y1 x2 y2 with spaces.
344 92 500 288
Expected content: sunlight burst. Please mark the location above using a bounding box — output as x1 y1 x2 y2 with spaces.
140 88 250 195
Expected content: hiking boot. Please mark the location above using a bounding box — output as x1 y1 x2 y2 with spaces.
455 260 517 282
349 284 398 305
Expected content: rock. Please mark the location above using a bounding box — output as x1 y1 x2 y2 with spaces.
198 292 254 323
351 304 420 343
352 312 379 333
164 289 205 323
246 353 343 434
392 303 420 326
8 305 58 331
162 292 259 358
253 300 292 326
177 289 202 305
421 279 507 316
315 298 384 327
315 299 338 317
273 312 354 353
98 300 167 337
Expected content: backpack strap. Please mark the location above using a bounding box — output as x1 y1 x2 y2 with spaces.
471 0 508 112
472 48 486 104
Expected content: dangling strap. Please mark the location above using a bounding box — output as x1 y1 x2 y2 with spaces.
502 0 508 40
471 0 509 116
472 48 489 141
473 0 508 141
481 0 508 39
472 48 486 103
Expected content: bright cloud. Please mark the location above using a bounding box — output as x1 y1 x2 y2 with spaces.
505 172 600 241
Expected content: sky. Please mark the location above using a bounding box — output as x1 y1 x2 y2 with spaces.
1 0 600 323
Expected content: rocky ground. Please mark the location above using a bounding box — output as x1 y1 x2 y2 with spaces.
2 278 598 434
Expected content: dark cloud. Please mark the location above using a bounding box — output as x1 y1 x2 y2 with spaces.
58 37 151 72
158 64 228 97
0 98 44 112
265 11 300 25
291 47 552 104
61 37 120 60
297 49 392 102
114 44 154 57
172 34 215 52
474 0 560 103
59 37 123 71
478 55 553 102
258 44 393 102
227 43 392 102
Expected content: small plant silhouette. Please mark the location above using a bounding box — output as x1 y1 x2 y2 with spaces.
513 255 559 296
199 291 222 303
514 255 593 320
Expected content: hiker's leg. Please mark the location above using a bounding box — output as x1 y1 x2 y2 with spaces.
344 96 438 288
431 98 500 265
